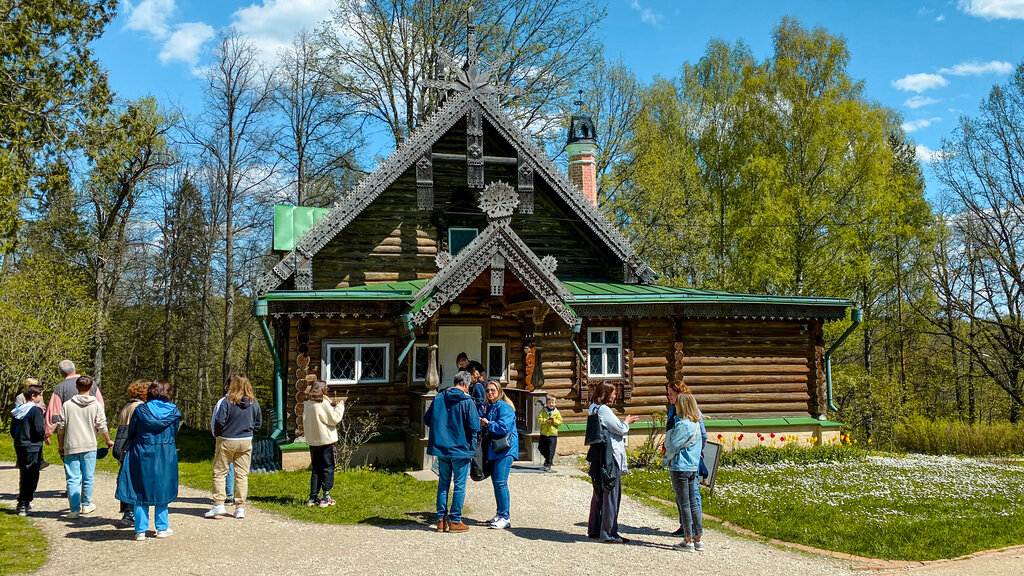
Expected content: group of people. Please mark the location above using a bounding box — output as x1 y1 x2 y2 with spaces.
9 360 269 541
12 357 707 550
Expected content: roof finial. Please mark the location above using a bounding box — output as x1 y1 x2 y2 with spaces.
574 90 584 113
422 8 523 98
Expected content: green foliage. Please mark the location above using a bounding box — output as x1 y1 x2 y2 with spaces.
0 506 48 576
0 257 95 415
622 454 1024 561
894 416 1024 456
719 443 866 467
1 0 115 250
626 410 667 470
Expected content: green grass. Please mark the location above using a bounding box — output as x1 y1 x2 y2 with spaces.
1 426 436 526
0 507 48 575
622 452 1024 561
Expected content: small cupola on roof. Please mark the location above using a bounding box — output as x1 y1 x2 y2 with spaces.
565 109 598 207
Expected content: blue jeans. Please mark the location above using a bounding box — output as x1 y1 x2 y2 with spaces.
670 470 703 540
64 451 96 512
693 474 702 510
436 457 471 523
490 454 514 520
225 462 235 500
134 504 169 533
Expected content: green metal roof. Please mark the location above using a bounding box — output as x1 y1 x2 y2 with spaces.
563 281 853 307
263 278 853 308
273 205 330 251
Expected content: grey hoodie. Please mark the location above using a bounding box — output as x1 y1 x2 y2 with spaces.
57 394 108 456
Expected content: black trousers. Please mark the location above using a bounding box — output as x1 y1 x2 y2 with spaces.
309 444 336 498
538 435 558 466
587 465 622 541
15 446 42 506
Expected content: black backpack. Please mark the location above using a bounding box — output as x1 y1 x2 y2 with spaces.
584 410 608 446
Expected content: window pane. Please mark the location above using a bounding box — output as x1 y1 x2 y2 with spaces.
360 345 387 380
488 345 504 379
449 228 478 255
588 347 604 376
330 347 355 381
606 347 620 376
604 330 619 344
413 346 429 380
590 331 603 344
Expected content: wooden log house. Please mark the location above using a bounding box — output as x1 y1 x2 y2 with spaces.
254 14 856 470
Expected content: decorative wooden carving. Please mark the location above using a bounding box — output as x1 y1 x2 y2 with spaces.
523 344 535 390
257 11 657 295
295 257 312 291
467 106 484 188
490 254 505 296
518 158 534 214
416 150 433 210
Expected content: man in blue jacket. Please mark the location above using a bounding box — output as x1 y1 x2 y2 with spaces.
425 371 480 533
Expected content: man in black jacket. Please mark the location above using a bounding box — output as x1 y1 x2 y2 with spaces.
11 383 45 516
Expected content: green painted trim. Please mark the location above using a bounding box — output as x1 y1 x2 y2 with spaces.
279 430 406 451
273 205 330 251
556 417 843 432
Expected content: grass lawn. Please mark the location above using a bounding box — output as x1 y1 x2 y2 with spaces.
622 453 1024 561
0 426 436 526
0 506 48 575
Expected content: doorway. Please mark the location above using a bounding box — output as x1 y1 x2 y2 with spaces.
438 325 482 385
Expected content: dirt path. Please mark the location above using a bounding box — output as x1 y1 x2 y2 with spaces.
1 461 1016 576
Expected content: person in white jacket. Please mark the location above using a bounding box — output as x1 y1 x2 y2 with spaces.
301 380 345 507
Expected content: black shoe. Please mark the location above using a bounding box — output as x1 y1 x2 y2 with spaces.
16 504 28 517
118 512 134 528
618 536 631 544
39 460 50 470
671 525 685 536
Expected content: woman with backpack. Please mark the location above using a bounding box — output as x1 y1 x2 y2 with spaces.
586 382 637 544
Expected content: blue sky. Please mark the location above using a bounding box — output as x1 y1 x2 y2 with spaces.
95 0 1024 195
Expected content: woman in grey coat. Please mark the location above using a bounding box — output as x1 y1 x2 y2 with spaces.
586 381 638 543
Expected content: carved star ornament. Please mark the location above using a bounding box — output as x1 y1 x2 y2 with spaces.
421 8 523 98
479 181 520 221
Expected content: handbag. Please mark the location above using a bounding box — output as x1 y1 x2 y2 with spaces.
112 425 131 462
584 410 608 446
470 433 490 481
490 433 512 454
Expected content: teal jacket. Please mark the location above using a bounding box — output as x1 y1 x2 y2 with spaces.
664 415 701 472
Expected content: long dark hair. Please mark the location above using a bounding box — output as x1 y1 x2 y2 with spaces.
147 380 172 402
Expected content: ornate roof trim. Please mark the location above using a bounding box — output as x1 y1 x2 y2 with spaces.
409 220 576 326
256 92 473 294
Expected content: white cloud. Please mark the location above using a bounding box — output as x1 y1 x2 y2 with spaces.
903 117 942 132
629 0 664 26
916 145 948 163
936 14 946 21
893 73 949 93
159 22 216 68
905 96 940 109
938 59 1013 76
125 0 176 39
958 0 1024 20
230 0 336 62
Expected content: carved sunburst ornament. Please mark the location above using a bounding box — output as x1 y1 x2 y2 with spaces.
435 250 452 269
421 8 522 98
478 182 520 220
541 255 558 273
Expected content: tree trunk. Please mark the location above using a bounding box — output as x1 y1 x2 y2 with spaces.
1011 369 1023 424
93 257 107 386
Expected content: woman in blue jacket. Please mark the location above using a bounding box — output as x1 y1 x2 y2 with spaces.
480 381 518 530
115 380 182 541
664 392 704 552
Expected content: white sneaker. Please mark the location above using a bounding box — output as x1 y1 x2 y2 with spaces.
204 505 226 518
156 529 173 538
234 506 245 519
673 541 696 552
66 511 81 520
485 515 500 525
135 532 146 541
81 503 97 514
489 517 511 530
694 540 705 551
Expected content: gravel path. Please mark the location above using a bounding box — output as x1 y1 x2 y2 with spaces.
1 461 1012 576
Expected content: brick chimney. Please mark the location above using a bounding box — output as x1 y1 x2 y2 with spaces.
565 113 598 206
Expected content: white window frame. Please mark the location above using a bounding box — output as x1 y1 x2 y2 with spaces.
411 343 429 382
448 227 478 255
587 327 623 378
486 341 507 382
322 340 391 385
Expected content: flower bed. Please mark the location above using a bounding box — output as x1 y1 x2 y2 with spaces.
622 450 1024 561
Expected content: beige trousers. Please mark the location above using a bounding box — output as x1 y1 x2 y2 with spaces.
212 438 252 506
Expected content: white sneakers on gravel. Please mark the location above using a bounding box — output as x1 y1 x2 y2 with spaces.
156 529 174 538
694 541 705 551
135 532 146 541
81 503 96 514
489 518 511 530
673 541 696 552
234 507 245 519
66 511 80 520
204 505 226 518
